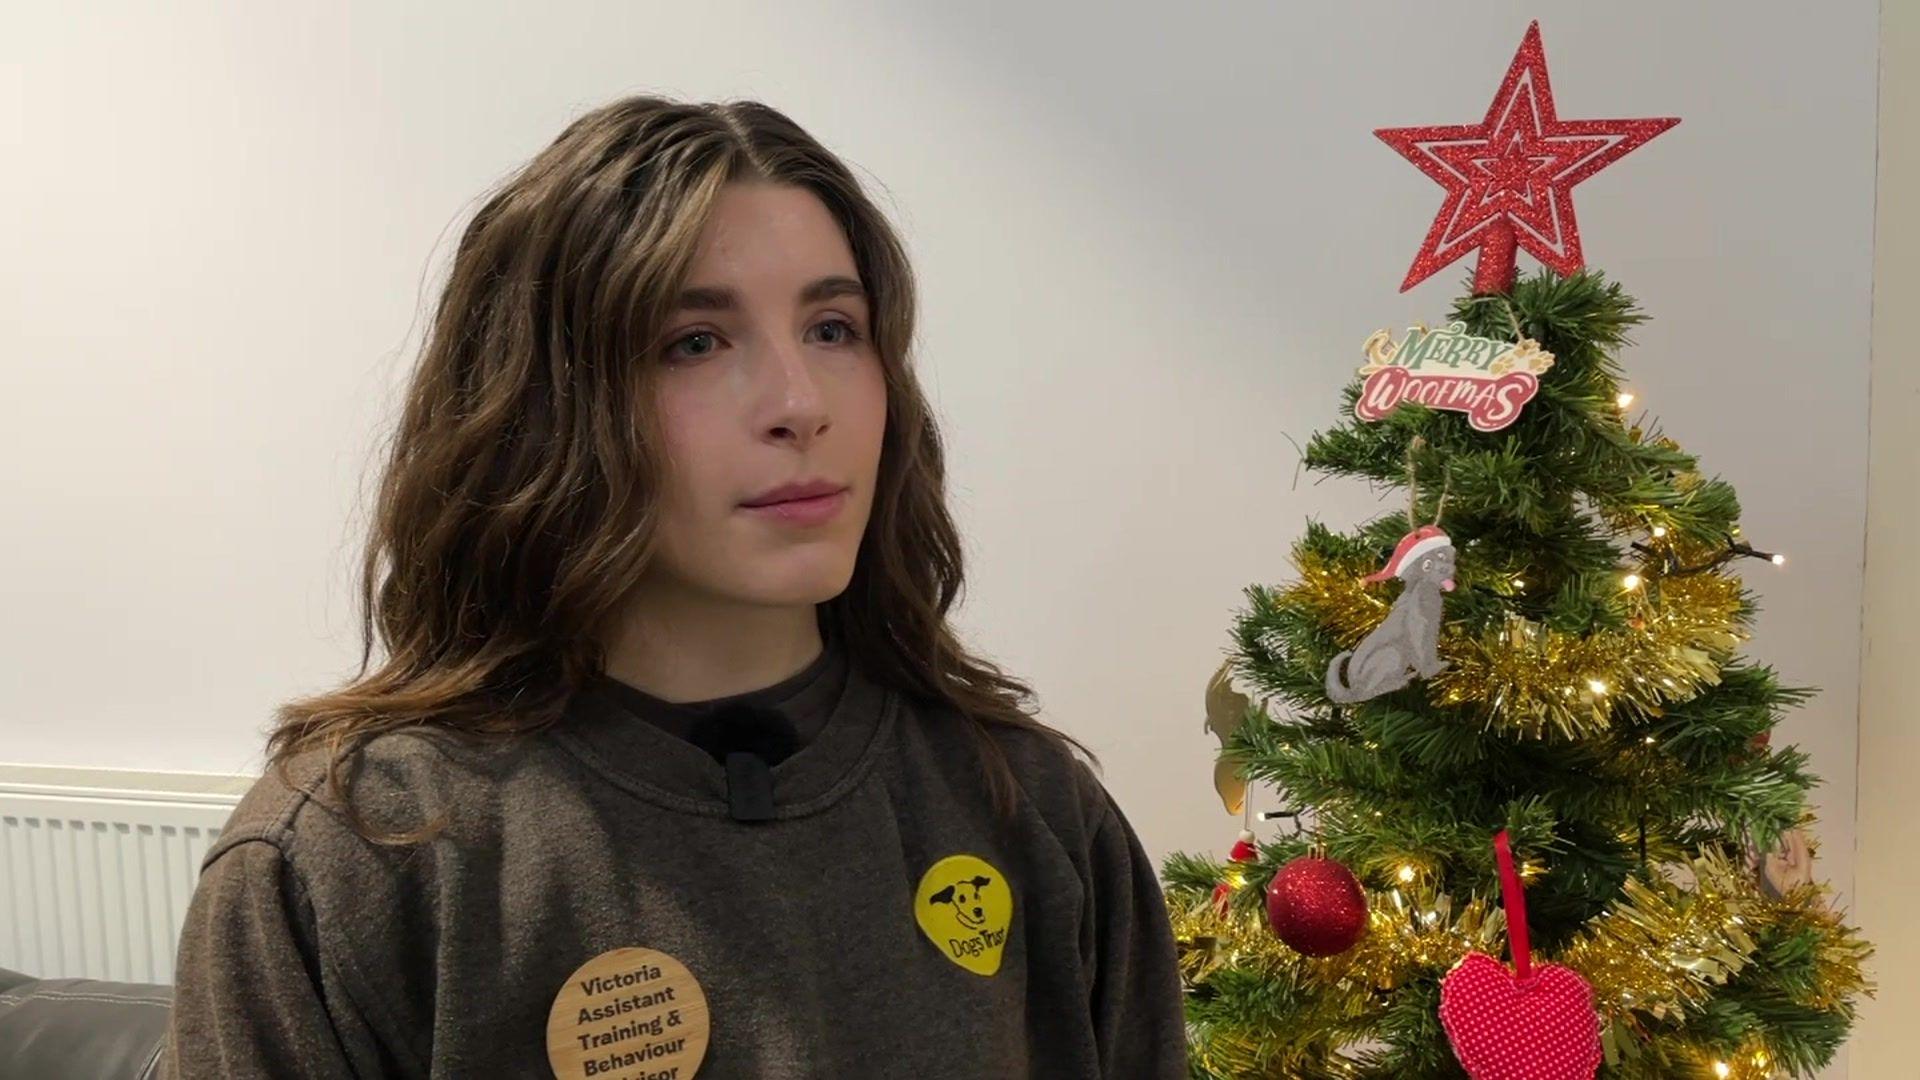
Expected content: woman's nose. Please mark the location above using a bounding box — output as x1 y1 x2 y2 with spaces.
760 340 829 443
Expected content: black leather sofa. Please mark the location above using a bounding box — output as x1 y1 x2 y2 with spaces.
0 966 170 1079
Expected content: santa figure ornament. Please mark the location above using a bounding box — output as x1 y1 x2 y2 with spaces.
1439 831 1603 1080
1211 828 1260 917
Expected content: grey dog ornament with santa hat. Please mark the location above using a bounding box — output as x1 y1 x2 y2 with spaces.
1324 522 1456 704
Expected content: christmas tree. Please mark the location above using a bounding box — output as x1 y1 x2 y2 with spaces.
1162 23 1873 1080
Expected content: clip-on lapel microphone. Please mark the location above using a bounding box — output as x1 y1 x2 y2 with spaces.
685 703 800 823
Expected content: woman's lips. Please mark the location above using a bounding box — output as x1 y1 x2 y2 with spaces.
740 488 847 526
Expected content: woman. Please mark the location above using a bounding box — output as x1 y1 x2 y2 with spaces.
162 96 1187 1079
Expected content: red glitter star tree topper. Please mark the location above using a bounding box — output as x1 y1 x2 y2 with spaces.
1375 21 1679 295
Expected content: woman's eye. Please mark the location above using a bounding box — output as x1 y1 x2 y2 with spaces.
666 331 718 362
812 317 863 346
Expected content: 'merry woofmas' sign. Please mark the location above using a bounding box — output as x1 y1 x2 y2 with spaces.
1353 321 1554 432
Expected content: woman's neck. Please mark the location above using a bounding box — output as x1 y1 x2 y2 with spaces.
598 586 826 704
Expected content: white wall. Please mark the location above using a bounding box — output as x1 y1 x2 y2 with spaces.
1852 0 1919 1070
5 2 1885 1070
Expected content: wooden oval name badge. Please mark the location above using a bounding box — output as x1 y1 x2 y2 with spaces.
547 947 710 1080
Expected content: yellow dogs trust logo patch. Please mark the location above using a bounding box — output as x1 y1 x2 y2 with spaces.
913 854 1013 976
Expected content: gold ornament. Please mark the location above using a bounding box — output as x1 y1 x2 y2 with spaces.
1203 658 1256 815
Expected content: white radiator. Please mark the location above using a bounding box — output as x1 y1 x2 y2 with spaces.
0 764 252 985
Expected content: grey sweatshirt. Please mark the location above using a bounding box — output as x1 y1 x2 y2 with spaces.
159 638 1189 1079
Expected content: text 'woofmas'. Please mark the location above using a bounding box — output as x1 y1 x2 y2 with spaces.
1353 321 1555 432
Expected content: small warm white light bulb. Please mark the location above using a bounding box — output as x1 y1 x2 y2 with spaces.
1623 573 1643 591
1652 525 1668 538
1617 391 1635 409
1588 678 1609 695
1398 865 1416 883
1644 735 1657 745
1713 1062 1731 1079
1772 553 1787 566
1512 578 1526 590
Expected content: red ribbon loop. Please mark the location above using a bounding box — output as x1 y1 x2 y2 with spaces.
1493 829 1533 981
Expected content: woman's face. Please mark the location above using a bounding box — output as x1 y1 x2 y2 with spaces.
638 181 888 613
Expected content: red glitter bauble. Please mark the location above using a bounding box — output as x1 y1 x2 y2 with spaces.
1265 856 1368 957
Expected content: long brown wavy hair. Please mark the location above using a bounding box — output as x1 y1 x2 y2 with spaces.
265 96 1095 847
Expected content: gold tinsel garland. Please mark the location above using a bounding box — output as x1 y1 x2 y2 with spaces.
1169 847 1871 1077
1558 846 1758 1023
1173 887 1505 1076
1279 547 1749 739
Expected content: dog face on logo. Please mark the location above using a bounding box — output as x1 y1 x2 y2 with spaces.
927 874 993 932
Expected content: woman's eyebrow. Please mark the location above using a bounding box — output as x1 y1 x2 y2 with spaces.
672 275 867 312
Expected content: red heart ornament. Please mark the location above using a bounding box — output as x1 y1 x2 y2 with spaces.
1439 831 1603 1080
1439 953 1602 1080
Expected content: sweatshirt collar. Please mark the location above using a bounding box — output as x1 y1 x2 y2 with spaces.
551 643 897 820
587 633 845 747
